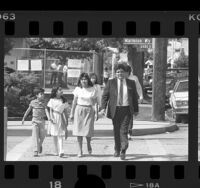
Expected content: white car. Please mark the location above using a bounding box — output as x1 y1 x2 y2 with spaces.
169 79 188 123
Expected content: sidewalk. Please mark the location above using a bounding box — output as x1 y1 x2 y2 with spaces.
6 118 183 161
8 136 187 161
7 117 179 137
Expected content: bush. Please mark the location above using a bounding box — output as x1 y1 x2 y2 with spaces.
4 72 40 117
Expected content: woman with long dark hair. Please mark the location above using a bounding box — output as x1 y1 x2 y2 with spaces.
47 86 68 157
69 73 98 157
90 73 102 110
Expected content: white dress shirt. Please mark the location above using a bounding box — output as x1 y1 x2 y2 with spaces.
63 65 68 73
117 79 129 106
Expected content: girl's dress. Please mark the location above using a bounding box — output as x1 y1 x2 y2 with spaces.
47 98 68 137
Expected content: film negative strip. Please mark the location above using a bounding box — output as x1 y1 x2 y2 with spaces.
0 11 199 188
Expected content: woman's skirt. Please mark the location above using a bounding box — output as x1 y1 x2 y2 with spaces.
73 105 95 137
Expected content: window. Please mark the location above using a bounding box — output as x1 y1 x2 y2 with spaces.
176 81 188 92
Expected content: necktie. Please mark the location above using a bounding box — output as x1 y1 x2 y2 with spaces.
119 79 123 106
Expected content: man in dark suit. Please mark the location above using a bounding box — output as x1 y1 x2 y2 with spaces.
100 63 139 160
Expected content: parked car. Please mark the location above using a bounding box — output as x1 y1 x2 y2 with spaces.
143 73 153 94
169 79 188 123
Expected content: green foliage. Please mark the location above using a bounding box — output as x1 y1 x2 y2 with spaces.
4 71 40 117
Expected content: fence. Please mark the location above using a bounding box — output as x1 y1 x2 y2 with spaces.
5 48 103 91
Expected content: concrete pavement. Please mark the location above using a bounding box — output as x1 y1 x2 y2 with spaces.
5 117 183 161
8 135 187 161
7 117 179 137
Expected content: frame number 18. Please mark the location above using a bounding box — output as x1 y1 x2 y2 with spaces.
49 181 62 188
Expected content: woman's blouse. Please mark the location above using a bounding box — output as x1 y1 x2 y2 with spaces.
73 86 97 106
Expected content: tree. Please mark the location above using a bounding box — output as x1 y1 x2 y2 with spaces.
173 49 188 68
4 38 15 56
4 72 40 117
26 38 124 58
152 38 168 121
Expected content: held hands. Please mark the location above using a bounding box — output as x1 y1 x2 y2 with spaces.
48 119 54 124
99 109 106 117
138 97 143 104
98 109 106 118
69 114 74 122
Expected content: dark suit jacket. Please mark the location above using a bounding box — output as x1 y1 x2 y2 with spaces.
101 78 139 119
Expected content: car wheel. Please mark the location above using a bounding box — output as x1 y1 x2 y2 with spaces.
175 114 181 123
181 115 188 124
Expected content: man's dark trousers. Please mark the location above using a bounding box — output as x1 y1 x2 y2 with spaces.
112 106 131 153
128 115 134 134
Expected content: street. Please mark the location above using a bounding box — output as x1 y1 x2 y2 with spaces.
6 123 188 161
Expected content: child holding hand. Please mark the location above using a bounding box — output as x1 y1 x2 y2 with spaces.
22 88 51 157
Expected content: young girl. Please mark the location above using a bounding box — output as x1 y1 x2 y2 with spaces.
47 86 68 157
90 73 102 110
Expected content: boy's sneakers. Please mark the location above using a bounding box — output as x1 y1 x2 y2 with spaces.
33 151 38 157
59 153 64 158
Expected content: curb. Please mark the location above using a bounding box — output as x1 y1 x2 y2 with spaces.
7 123 179 137
131 124 179 136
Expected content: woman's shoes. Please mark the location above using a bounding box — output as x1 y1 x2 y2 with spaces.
33 151 38 157
39 146 43 153
88 150 92 155
77 151 83 157
59 153 64 157
87 144 92 155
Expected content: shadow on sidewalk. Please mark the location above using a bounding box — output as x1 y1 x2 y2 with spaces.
124 153 188 161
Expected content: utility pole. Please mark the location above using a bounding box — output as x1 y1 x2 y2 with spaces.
43 48 46 88
4 107 7 161
152 38 168 121
106 47 119 78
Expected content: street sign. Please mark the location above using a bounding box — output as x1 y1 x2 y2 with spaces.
123 38 152 49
